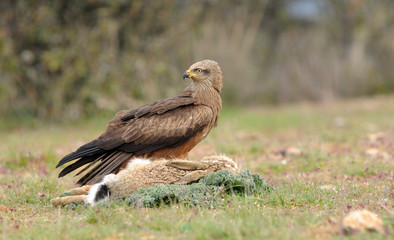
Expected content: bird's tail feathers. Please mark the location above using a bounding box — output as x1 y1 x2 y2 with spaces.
56 141 105 168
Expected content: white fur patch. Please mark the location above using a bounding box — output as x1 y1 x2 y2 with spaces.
126 158 152 170
224 156 238 170
85 183 106 206
103 173 117 184
84 159 151 206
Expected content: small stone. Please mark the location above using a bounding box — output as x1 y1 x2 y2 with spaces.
278 147 302 157
365 148 391 159
341 210 384 234
365 148 380 157
367 132 386 143
286 147 302 156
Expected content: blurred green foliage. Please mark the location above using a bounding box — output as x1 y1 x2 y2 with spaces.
0 0 393 119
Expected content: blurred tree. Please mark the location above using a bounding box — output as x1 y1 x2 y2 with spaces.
0 0 392 119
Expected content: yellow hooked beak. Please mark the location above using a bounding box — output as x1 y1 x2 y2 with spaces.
182 69 199 79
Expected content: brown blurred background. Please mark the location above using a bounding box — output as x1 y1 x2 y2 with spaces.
0 0 393 119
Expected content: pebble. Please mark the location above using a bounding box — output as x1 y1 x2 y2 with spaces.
341 209 384 234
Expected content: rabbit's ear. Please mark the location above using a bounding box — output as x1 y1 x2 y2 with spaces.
166 160 209 170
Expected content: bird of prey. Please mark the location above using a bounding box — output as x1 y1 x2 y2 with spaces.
56 59 223 186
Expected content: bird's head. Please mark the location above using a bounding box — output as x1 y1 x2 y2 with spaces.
183 59 223 93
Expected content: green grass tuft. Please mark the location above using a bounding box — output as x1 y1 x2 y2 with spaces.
126 169 271 208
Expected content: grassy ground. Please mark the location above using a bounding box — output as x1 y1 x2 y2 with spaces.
0 96 393 239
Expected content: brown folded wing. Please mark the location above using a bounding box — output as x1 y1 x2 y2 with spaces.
58 100 214 185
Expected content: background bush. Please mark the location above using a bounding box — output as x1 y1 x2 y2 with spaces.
0 0 393 119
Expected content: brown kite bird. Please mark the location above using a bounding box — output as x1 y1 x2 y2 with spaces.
56 59 223 186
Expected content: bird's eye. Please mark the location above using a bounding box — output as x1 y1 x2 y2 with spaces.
195 69 202 74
